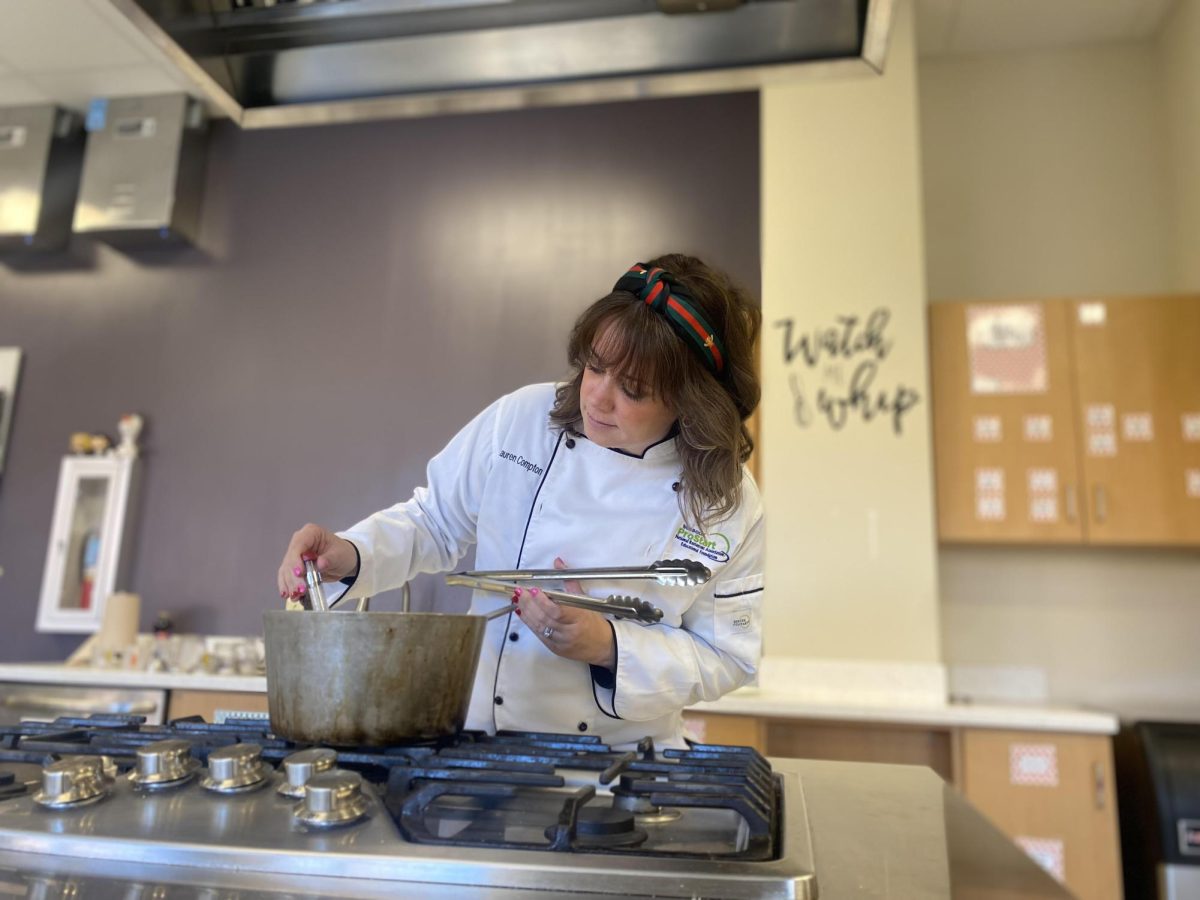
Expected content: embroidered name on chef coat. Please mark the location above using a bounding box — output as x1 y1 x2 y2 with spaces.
498 449 544 476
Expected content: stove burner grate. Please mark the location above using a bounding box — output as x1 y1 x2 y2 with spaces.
0 716 780 861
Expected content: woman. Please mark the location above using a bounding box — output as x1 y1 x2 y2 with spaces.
277 253 763 749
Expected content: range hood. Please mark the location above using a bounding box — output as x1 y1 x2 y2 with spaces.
73 94 208 247
0 106 84 252
109 0 893 129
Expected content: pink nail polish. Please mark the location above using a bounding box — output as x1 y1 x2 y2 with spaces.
514 587 523 597
293 566 303 577
530 588 539 596
514 609 522 617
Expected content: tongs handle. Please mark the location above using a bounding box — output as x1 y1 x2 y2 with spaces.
460 558 710 587
445 575 664 624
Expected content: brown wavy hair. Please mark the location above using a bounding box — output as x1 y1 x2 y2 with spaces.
550 253 761 530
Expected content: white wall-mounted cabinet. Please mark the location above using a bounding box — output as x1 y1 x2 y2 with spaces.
35 455 137 633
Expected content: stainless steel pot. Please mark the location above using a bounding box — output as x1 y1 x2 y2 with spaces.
262 609 490 745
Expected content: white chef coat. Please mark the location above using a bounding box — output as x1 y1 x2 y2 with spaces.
336 383 764 750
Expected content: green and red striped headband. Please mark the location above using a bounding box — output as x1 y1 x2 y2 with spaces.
614 264 727 377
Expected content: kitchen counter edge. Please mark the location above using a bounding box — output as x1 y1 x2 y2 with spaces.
688 688 1119 734
0 663 1118 733
0 663 266 693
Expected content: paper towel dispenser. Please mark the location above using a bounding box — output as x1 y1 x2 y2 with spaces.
0 105 84 252
73 93 208 247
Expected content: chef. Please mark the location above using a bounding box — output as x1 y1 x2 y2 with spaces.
277 253 764 749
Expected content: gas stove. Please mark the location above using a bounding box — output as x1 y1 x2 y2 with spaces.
0 715 815 899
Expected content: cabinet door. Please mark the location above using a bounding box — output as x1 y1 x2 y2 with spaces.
35 456 137 633
1070 296 1200 544
680 713 766 753
930 300 1085 542
959 729 1122 900
167 690 269 723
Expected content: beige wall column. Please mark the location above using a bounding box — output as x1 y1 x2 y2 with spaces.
1161 0 1200 290
759 0 940 663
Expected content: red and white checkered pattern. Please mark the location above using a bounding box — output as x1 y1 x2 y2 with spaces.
1009 743 1059 787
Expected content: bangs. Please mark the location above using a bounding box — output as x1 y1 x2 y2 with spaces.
577 300 688 400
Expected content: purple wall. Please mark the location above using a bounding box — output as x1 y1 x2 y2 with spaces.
0 93 759 661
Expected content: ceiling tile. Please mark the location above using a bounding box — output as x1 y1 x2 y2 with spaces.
0 0 151 73
26 64 194 112
0 74 50 107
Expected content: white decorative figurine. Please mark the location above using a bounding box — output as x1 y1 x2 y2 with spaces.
114 413 143 459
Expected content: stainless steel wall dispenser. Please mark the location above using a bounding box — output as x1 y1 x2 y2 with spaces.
73 93 208 247
0 105 84 253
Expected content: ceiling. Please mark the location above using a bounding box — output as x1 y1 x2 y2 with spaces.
0 0 1181 116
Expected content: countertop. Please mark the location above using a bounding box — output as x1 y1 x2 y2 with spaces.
0 662 266 693
689 685 1120 734
0 661 1119 734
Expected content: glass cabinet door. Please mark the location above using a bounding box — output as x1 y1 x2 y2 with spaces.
36 456 136 633
58 476 112 611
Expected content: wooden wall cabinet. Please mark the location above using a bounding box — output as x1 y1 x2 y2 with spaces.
929 295 1200 545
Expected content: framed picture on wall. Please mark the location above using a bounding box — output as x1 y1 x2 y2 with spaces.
0 348 21 475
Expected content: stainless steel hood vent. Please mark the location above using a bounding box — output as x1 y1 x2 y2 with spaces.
0 106 85 252
73 93 208 247
110 0 893 128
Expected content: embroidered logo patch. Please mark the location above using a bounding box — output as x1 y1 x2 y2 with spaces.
497 449 544 476
674 526 730 564
730 610 752 631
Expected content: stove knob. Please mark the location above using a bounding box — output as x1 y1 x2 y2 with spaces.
129 739 200 788
278 747 336 798
294 770 370 828
201 743 269 793
34 757 108 808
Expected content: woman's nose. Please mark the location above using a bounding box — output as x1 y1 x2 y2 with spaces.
589 377 615 410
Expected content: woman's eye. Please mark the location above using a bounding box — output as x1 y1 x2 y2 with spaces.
621 384 646 401
586 363 605 375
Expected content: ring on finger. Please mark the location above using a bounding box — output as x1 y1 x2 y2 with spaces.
542 625 554 640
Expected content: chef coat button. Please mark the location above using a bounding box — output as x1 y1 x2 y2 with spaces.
671 481 681 492
508 631 519 642
565 438 576 449
494 696 503 705
577 722 588 732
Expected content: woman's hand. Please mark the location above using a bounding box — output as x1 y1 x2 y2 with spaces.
514 557 616 669
276 523 358 601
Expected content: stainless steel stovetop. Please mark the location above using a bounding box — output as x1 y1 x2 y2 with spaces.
0 717 816 899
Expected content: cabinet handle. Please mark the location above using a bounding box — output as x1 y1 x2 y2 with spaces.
1064 484 1078 523
1093 761 1106 810
1092 484 1108 523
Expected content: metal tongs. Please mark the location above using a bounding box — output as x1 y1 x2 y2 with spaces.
299 558 370 612
461 559 712 588
444 574 664 624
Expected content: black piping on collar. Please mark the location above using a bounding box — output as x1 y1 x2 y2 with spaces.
570 421 679 461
